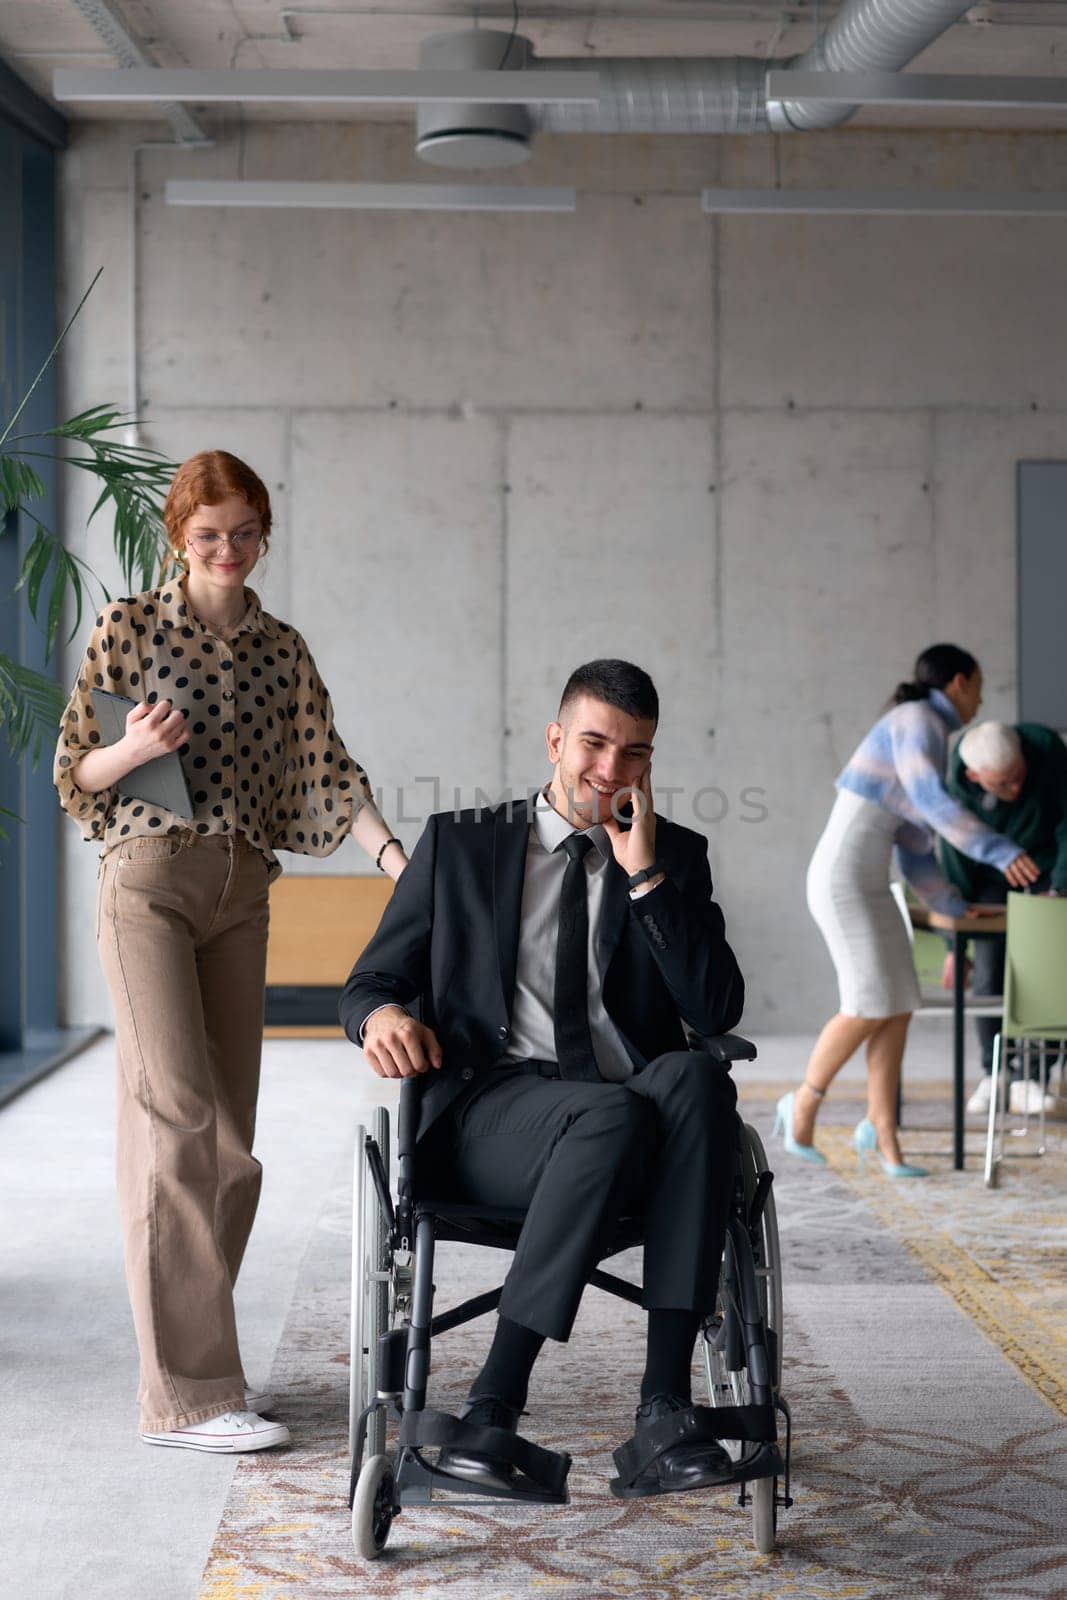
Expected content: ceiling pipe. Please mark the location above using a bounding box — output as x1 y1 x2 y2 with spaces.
769 0 981 130
65 0 979 159
533 56 768 136
523 0 976 138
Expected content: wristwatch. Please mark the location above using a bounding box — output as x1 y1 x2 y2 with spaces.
627 863 663 889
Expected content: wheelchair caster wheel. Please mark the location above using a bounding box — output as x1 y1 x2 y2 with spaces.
751 1475 777 1554
352 1455 395 1560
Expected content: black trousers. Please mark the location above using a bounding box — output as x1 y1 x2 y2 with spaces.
418 1052 738 1344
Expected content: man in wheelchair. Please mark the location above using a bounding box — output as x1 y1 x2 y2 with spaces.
340 659 746 1499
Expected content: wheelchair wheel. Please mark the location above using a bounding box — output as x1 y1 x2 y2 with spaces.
351 1454 395 1560
702 1122 784 1553
743 1122 783 1392
349 1107 391 1464
703 1237 751 1412
703 1124 784 1398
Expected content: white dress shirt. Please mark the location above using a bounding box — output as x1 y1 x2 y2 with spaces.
503 792 635 1082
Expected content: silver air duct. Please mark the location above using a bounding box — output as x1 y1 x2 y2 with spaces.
414 0 975 167
769 0 978 131
534 57 768 136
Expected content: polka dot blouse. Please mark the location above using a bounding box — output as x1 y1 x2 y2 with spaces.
54 575 373 875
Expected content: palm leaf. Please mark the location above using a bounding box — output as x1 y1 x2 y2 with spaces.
0 456 47 514
0 804 22 843
50 403 127 437
7 422 175 641
19 529 53 617
47 413 174 590
0 651 67 766
0 267 178 832
13 530 100 655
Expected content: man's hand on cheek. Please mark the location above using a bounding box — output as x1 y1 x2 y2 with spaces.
604 763 657 875
362 1006 444 1078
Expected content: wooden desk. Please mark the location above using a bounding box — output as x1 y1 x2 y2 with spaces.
908 905 1006 1170
265 876 394 1037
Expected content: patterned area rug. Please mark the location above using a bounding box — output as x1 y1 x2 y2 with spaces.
816 1120 1067 1420
200 1081 1067 1600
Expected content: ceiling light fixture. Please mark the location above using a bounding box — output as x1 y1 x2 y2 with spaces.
765 71 1067 112
165 179 577 212
701 189 1067 215
53 66 599 107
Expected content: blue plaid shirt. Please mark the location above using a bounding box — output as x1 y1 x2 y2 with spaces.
836 689 1020 915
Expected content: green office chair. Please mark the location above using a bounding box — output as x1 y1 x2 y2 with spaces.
984 893 1067 1188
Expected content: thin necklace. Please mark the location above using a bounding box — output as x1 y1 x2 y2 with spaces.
214 609 245 636
192 591 245 635
180 571 245 634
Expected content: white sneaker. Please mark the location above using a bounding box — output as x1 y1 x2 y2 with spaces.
1008 1079 1056 1116
966 1077 994 1114
142 1409 290 1453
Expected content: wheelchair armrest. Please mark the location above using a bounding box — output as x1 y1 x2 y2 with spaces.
687 1031 758 1066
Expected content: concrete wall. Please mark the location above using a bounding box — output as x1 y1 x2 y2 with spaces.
55 119 1067 1030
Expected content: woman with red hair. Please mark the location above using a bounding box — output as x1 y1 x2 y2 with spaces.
55 451 406 1454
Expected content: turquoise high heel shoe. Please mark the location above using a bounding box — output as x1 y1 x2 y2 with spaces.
772 1092 827 1165
853 1117 928 1179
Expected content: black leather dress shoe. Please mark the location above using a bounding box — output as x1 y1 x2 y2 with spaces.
634 1394 733 1491
436 1395 522 1492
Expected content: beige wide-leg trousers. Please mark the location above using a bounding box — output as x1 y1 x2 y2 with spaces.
96 830 271 1432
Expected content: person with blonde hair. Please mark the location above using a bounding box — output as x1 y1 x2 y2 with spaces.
55 450 407 1453
941 719 1067 1116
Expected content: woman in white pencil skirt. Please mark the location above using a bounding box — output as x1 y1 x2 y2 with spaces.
777 643 1038 1179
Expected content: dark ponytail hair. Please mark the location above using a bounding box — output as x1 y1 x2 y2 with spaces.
890 643 978 708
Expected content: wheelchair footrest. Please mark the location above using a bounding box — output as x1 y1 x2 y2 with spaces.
609 1403 778 1500
398 1408 572 1503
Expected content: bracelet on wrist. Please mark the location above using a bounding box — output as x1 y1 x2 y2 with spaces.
627 862 663 889
375 837 402 872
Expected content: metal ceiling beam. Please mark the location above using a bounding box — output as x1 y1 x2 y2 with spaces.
53 67 600 107
64 0 207 143
766 70 1067 110
165 178 577 211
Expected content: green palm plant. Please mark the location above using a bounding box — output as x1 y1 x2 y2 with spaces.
1 271 178 838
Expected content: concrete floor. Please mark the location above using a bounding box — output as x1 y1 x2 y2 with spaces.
1 1019 974 1600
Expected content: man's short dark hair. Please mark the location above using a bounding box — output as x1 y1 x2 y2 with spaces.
558 659 659 726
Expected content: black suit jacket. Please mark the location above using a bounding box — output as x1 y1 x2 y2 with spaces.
338 796 744 1141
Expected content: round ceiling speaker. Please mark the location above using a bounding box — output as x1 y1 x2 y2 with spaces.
416 30 534 170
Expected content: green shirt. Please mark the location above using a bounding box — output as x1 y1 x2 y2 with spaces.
941 723 1067 898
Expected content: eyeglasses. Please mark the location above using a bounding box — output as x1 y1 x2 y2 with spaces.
186 531 262 558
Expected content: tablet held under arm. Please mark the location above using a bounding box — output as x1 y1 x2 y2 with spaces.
90 689 195 819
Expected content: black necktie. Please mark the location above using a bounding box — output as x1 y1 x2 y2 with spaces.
554 833 600 1081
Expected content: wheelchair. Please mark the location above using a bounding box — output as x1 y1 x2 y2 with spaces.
347 1034 792 1560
